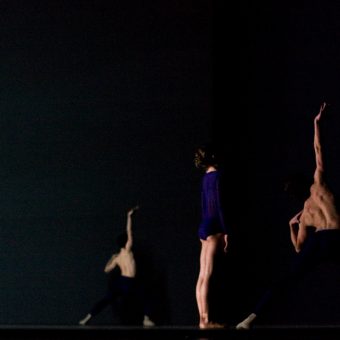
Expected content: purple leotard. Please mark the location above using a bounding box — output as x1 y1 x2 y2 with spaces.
198 170 227 240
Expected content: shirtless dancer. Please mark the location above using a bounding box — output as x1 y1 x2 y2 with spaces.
79 206 155 327
236 102 340 329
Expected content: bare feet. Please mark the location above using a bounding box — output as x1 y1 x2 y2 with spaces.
199 321 226 329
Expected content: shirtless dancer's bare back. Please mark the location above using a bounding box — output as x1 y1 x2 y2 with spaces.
79 206 155 327
236 102 340 330
104 206 138 277
289 103 340 253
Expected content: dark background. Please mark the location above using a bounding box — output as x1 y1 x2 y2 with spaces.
0 0 212 325
2 0 340 328
219 0 340 325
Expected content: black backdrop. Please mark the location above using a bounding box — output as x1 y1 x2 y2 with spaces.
2 0 340 327
0 0 213 325
214 0 340 325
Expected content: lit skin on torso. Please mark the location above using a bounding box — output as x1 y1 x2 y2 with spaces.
290 103 340 253
300 182 340 230
105 248 136 278
104 207 138 278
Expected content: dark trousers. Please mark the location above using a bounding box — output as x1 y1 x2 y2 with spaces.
254 229 340 315
90 276 147 325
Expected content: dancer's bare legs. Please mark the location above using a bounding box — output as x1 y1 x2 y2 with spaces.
196 234 224 328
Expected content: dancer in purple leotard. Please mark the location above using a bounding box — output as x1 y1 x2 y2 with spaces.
194 144 229 328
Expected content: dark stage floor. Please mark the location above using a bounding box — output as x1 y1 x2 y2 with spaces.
1 325 340 340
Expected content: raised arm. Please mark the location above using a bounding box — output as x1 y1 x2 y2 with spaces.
313 102 327 184
125 205 139 251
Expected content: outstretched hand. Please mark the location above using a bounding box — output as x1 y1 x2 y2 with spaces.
315 102 327 122
128 205 140 216
289 210 302 228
